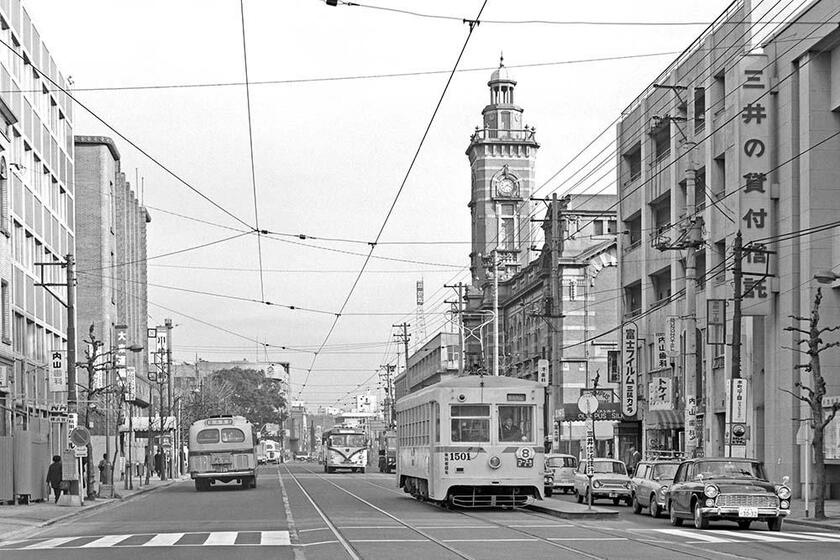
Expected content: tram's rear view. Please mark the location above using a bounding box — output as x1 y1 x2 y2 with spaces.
395 376 545 508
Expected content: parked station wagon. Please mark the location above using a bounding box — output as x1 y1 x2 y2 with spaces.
546 454 577 494
631 460 680 517
573 458 632 505
667 458 791 531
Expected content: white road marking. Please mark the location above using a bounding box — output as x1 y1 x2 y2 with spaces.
204 531 239 546
715 530 793 542
800 532 840 541
547 537 627 541
778 532 840 542
298 527 332 533
142 533 185 547
80 534 132 548
260 531 293 546
21 537 79 549
300 540 341 547
656 528 736 543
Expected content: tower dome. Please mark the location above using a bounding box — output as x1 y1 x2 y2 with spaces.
488 54 516 105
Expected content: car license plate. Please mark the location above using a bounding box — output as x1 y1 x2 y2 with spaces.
738 507 759 518
609 492 618 498
516 458 534 468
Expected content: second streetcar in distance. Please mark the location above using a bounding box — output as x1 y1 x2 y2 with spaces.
395 375 546 508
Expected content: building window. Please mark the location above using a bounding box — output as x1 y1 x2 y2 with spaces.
651 195 671 236
624 282 641 317
0 170 7 236
652 122 670 163
1 280 9 343
694 87 706 134
607 220 617 234
593 220 604 236
650 267 672 304
624 213 642 247
712 155 725 196
623 143 641 183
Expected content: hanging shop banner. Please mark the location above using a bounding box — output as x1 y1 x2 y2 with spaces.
707 299 727 345
49 351 65 392
621 323 638 417
537 359 549 387
115 324 128 382
666 315 680 357
126 366 136 402
648 376 673 411
725 378 750 458
737 54 774 316
655 333 668 369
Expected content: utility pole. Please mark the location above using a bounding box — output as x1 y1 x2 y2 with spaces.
380 364 396 428
731 231 743 381
66 254 77 412
493 249 500 376
393 323 411 375
165 318 173 478
548 193 566 452
444 282 468 375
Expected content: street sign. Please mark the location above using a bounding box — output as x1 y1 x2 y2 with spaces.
67 413 78 430
577 394 599 415
49 404 68 414
585 434 595 475
49 416 66 424
666 316 680 357
49 351 65 392
69 426 91 447
655 333 668 369
537 359 549 387
126 366 136 402
74 446 88 458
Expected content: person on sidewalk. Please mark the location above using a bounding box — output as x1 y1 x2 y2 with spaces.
46 455 63 504
98 453 110 485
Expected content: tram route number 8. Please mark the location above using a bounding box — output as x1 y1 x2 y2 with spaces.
447 452 473 461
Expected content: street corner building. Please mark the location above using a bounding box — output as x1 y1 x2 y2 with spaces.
74 135 152 483
615 0 840 500
0 1 77 504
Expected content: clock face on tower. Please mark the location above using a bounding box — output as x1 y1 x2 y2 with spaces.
492 166 519 198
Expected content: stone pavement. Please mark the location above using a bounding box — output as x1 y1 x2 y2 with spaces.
526 496 619 519
0 476 187 541
785 499 840 531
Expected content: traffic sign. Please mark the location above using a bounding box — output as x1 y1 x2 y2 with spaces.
74 446 88 458
577 394 599 415
69 426 91 447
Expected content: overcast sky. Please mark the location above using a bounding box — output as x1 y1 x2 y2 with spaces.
24 0 800 409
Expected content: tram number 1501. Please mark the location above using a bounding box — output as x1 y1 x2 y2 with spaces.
447 452 472 461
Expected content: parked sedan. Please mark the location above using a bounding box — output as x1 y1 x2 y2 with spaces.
546 454 577 494
667 457 791 531
631 460 679 517
573 458 632 505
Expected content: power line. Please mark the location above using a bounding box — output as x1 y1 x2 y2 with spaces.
239 0 267 301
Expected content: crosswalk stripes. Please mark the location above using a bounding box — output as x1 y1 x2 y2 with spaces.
633 528 840 545
0 530 292 550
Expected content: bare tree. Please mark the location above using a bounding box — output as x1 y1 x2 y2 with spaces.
783 288 840 520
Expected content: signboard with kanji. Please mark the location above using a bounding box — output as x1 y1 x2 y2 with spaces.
126 366 136 402
666 316 680 357
49 351 65 392
648 376 673 411
737 55 774 315
655 333 668 369
621 323 638 417
537 359 549 387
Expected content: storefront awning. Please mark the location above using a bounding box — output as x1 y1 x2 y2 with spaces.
646 409 683 430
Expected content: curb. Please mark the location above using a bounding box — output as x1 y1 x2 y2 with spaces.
0 477 185 541
526 503 620 519
784 517 840 531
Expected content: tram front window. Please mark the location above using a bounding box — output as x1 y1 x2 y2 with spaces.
498 405 533 442
329 435 366 447
451 405 490 442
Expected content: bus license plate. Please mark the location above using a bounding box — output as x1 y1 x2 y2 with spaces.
738 507 759 518
516 458 534 468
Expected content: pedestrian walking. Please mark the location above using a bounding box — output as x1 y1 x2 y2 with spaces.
627 446 641 475
98 453 110 483
154 450 163 478
46 455 63 504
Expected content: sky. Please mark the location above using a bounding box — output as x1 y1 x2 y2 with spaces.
22 0 801 410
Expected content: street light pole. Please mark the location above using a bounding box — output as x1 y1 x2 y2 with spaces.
493 249 500 377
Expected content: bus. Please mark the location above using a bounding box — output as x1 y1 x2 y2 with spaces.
396 375 545 508
257 440 280 464
322 426 368 473
188 415 257 491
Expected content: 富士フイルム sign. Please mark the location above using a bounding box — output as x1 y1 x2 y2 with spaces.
621 323 638 417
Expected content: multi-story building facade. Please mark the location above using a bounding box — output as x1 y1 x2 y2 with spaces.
0 0 75 503
394 332 460 401
617 0 840 498
74 135 151 468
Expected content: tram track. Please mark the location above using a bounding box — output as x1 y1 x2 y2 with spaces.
356 472 763 560
284 465 477 560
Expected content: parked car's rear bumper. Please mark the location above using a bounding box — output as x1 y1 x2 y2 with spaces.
593 489 631 499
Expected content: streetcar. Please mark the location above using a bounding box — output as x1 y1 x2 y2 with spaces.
188 415 257 491
395 375 545 508
322 426 369 473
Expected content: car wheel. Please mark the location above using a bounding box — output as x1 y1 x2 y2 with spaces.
625 497 633 507
737 520 751 530
693 500 709 529
545 487 553 497
650 496 661 518
669 502 683 526
613 497 621 506
563 488 569 494
767 518 783 532
575 489 583 504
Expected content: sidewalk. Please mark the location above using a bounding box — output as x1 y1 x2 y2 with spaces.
0 476 187 542
785 499 840 531
526 496 619 519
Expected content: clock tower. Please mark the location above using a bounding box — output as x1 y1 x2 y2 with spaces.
466 56 539 287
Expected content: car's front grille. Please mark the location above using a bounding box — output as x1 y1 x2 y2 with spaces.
716 494 777 508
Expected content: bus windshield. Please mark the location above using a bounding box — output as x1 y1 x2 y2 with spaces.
329 434 365 447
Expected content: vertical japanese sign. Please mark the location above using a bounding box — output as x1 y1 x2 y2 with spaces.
655 333 668 369
726 378 749 458
707 299 727 345
621 323 638 417
738 55 773 315
537 358 549 386
147 328 158 382
648 377 673 411
49 351 65 392
115 325 128 383
665 316 680 357
126 366 136 402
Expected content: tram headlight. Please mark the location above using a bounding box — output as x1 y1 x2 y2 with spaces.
488 456 502 470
